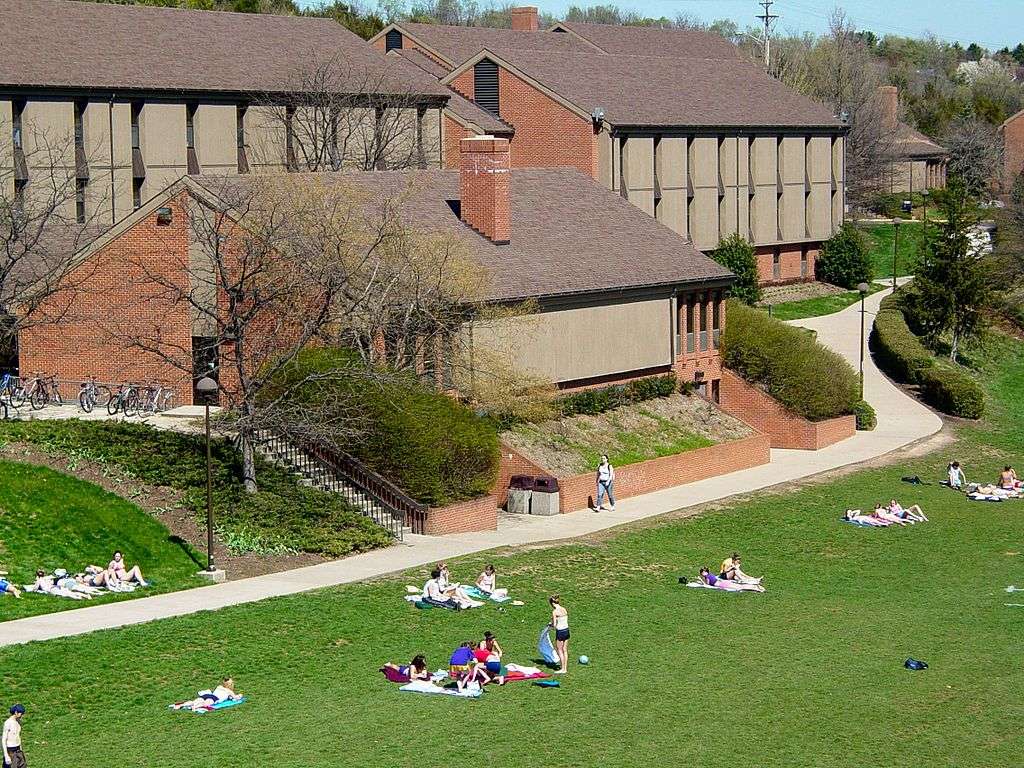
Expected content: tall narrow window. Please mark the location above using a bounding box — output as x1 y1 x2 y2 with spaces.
130 102 142 149
686 295 695 354
12 100 25 149
73 102 85 151
473 59 500 115
772 248 781 280
236 105 249 173
75 178 86 224
800 245 808 278
132 177 143 209
186 104 196 149
699 293 709 351
13 180 26 216
385 29 403 51
618 136 628 199
712 292 721 348
416 107 427 169
285 105 296 170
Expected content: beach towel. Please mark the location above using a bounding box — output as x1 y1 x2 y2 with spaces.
969 493 1004 502
399 680 481 698
170 697 247 714
840 518 878 527
465 585 511 603
381 667 410 683
538 625 558 665
504 670 550 682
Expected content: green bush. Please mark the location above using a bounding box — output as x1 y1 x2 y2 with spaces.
870 298 936 382
557 374 680 418
918 366 985 419
0 419 392 557
817 224 874 289
270 348 499 507
711 233 761 305
721 300 859 421
852 400 877 431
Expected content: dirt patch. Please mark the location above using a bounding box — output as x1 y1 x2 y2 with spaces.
759 282 845 305
501 394 753 475
0 443 330 579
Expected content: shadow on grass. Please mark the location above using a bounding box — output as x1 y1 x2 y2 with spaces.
168 535 204 569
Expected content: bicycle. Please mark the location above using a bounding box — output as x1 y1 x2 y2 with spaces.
37 374 63 406
78 377 111 413
0 373 25 409
16 373 46 410
107 383 140 417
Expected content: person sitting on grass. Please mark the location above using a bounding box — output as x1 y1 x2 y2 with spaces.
475 564 507 599
422 569 461 610
698 567 766 592
947 461 967 490
382 655 430 682
176 677 242 711
719 553 762 585
108 551 147 585
842 509 891 527
888 499 927 522
450 642 491 691
0 571 21 599
999 466 1019 490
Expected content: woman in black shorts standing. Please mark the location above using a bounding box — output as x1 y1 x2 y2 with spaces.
550 595 570 674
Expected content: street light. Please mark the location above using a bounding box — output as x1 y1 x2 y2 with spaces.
195 376 221 579
921 188 929 228
891 217 901 293
857 282 870 399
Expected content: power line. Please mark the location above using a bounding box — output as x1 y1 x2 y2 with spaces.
756 0 779 71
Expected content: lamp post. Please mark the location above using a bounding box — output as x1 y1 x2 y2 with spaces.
857 282 869 399
195 376 224 581
921 188 929 228
891 217 901 293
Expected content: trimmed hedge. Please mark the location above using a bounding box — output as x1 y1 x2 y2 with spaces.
721 300 859 421
853 400 877 431
918 367 985 419
869 293 984 419
270 348 499 507
557 374 681 417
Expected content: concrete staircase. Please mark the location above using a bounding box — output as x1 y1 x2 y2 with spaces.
254 430 412 538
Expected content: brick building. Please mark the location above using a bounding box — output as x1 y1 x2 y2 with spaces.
875 86 947 195
20 136 735 402
1001 108 1024 193
372 9 849 284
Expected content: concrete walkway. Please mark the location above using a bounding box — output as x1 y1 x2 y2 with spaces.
0 287 942 647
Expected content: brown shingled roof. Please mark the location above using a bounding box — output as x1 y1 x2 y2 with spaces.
0 0 448 98
895 123 947 159
190 168 732 302
451 50 843 129
553 21 742 60
396 21 594 64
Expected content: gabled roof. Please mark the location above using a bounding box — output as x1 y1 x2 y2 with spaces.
550 21 742 61
84 170 732 303
443 49 843 129
895 123 947 160
1 0 448 98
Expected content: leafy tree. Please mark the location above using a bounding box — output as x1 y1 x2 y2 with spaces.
817 224 873 289
902 178 989 362
966 42 985 61
1013 43 1024 65
711 234 760 305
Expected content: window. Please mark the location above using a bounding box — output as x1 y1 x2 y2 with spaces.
186 104 197 149
473 59 500 115
416 107 427 169
12 100 24 149
772 248 781 280
73 101 85 151
800 245 808 278
618 136 628 199
711 379 720 404
285 105 296 170
712 292 721 348
130 102 142 149
686 296 695 354
699 293 709 351
385 29 403 51
132 177 143 210
13 179 26 216
236 105 249 174
156 207 173 226
75 179 86 224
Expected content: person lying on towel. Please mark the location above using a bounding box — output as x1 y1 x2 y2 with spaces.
698 567 765 592
871 503 910 526
0 571 20 599
382 655 430 683
176 678 242 711
887 499 927 522
718 553 762 585
842 509 892 527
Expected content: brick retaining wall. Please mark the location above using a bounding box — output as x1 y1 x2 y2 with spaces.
425 495 499 535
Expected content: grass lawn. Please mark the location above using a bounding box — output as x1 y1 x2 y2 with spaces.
0 461 201 620
1 343 1022 767
767 282 886 321
860 220 925 279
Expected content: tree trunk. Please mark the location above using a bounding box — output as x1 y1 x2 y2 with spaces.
241 428 258 494
950 329 960 364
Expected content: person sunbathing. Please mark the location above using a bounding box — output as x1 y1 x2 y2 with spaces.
176 678 242 711
32 570 93 599
999 466 1019 490
108 551 147 585
719 553 762 585
871 504 909 526
0 571 20 599
382 655 430 682
842 509 891 527
888 500 927 522
698 567 765 592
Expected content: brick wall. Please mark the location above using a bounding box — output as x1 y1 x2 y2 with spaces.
718 369 855 450
755 244 818 285
19 198 195 404
493 441 550 506
450 65 597 178
1004 111 1024 190
425 494 499 534
515 432 771 514
443 114 470 169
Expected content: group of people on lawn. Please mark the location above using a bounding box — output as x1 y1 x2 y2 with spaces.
947 460 1021 492
842 500 928 527
696 553 766 592
0 551 147 600
421 562 504 610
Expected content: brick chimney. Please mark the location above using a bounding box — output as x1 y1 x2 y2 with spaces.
511 6 539 31
459 136 511 244
877 85 899 127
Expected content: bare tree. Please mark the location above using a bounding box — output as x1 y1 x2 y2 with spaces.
942 112 1004 197
249 55 441 173
1 122 110 366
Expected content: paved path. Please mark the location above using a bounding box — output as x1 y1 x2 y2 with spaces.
1 287 943 647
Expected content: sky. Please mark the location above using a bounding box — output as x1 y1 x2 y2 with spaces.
302 0 1022 50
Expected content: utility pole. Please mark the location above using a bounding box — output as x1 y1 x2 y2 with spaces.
756 0 779 72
